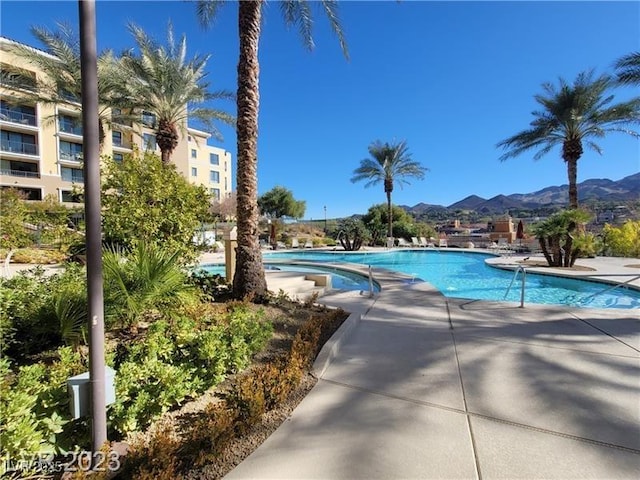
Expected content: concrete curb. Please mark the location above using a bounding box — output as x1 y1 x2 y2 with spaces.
312 311 361 379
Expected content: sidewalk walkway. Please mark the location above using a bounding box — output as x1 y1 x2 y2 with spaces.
225 262 640 479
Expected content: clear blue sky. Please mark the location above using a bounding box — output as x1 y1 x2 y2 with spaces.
2 1 639 220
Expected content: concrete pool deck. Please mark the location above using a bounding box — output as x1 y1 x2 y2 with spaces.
223 251 640 480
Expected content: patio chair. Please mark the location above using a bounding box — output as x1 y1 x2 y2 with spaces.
396 237 412 248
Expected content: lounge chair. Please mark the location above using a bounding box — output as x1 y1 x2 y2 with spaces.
396 237 412 248
438 238 448 248
411 237 421 247
303 239 313 248
291 238 300 248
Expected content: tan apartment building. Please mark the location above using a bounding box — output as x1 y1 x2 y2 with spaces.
0 37 232 205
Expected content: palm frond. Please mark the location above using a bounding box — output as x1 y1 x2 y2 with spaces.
614 51 640 86
195 0 226 30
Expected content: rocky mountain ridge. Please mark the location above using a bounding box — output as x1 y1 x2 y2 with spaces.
402 173 639 215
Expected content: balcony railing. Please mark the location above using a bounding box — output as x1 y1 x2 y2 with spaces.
0 168 41 178
59 123 83 136
61 174 84 183
0 139 38 155
59 151 83 162
0 108 37 126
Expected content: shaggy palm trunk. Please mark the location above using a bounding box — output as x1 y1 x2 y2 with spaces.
233 0 267 300
385 178 393 240
157 119 179 165
563 139 582 209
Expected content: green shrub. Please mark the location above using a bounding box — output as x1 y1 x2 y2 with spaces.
103 243 199 328
0 264 87 359
109 306 272 436
603 221 640 258
0 348 87 476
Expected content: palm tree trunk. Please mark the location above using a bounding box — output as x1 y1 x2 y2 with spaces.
233 0 267 300
385 179 393 240
563 139 582 209
157 119 179 165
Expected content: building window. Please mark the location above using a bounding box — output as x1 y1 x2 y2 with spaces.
59 114 82 135
112 131 122 146
113 152 124 163
1 100 36 126
224 160 227 171
1 131 37 155
210 153 219 165
59 140 83 161
209 171 220 183
191 149 197 159
61 190 83 203
141 111 156 128
188 135 192 142
61 166 84 183
142 133 157 151
210 188 220 199
191 167 197 176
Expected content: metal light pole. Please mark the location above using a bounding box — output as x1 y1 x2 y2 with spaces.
79 0 107 454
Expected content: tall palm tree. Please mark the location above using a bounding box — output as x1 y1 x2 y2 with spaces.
118 23 235 165
614 52 640 86
497 70 640 209
196 0 349 300
351 140 428 242
10 22 124 148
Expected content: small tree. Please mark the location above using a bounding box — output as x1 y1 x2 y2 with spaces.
258 186 306 220
0 189 31 248
102 151 210 263
532 209 591 267
603 221 640 258
361 204 417 245
210 191 237 222
258 186 306 247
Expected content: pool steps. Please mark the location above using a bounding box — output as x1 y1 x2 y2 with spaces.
265 270 331 301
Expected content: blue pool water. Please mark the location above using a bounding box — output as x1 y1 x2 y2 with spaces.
201 263 379 292
264 250 640 310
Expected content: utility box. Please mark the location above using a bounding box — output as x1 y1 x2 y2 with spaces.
67 367 116 420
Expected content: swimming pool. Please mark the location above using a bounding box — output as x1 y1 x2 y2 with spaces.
200 263 380 292
265 250 640 310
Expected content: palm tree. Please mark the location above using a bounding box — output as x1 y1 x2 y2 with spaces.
497 70 640 209
614 52 640 86
118 23 235 165
10 22 125 148
196 0 349 300
351 140 428 242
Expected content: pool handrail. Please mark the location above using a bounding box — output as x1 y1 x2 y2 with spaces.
577 274 640 305
504 265 527 308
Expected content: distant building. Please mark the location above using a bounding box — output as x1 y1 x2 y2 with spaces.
488 216 515 243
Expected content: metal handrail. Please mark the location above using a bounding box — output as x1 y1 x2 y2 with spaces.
577 274 640 305
368 265 375 298
504 266 527 308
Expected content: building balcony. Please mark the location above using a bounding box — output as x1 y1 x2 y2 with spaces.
0 168 40 179
0 107 37 127
0 139 38 156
